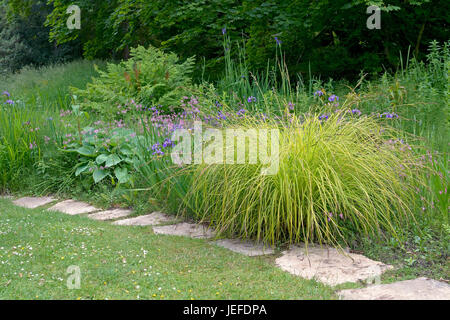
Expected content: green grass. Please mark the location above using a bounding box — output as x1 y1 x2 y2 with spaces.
0 199 335 300
1 59 105 110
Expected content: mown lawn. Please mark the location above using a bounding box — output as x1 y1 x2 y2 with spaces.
0 199 335 300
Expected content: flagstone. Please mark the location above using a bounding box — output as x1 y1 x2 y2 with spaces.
275 245 393 286
88 208 133 221
214 239 275 256
338 277 450 300
153 222 215 239
112 212 174 226
48 200 99 215
12 196 56 209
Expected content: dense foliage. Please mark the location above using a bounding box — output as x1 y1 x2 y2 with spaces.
3 0 449 79
0 1 80 73
72 46 195 117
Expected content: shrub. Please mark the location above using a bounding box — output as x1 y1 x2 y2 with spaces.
72 46 195 118
180 111 426 246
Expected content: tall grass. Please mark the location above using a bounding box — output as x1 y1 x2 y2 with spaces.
0 102 60 191
1 59 105 110
177 111 426 246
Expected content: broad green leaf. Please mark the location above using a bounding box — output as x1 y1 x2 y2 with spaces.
96 154 109 164
77 145 96 157
114 167 130 184
75 163 89 176
93 169 109 183
105 154 122 167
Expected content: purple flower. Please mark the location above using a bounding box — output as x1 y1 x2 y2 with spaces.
5 99 14 105
274 36 282 45
237 109 246 116
319 114 329 121
351 109 362 115
328 95 339 102
380 112 399 119
151 143 160 151
2 90 10 97
152 149 164 156
314 90 324 97
162 138 174 148
222 27 226 35
217 111 227 120
288 102 295 110
247 96 256 103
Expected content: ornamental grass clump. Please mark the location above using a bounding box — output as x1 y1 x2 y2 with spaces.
183 111 425 246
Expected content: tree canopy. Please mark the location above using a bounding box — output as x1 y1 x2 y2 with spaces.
2 0 448 78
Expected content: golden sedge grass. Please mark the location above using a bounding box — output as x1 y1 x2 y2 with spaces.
179 111 426 247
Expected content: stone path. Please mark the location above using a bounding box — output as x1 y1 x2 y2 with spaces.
338 277 450 300
112 212 174 226
214 239 275 256
5 194 449 300
275 245 393 286
88 208 133 221
153 222 215 239
48 200 99 215
13 196 56 209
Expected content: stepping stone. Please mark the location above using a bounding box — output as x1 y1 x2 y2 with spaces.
113 212 174 226
13 196 56 209
48 200 99 215
275 245 393 286
214 239 275 256
88 209 133 221
153 222 215 239
338 277 450 300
